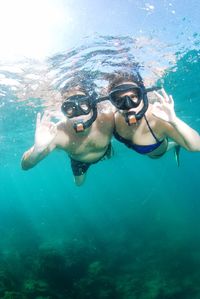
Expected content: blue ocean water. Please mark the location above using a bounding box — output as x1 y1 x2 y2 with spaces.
0 4 200 299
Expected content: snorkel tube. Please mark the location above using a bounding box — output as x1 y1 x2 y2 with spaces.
72 92 99 133
125 86 161 125
75 93 117 132
73 105 98 132
124 71 161 125
124 84 148 125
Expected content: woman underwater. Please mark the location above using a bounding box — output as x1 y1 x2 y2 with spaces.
104 72 200 164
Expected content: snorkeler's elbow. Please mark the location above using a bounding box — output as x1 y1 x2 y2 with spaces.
189 146 200 152
185 142 200 152
188 134 200 151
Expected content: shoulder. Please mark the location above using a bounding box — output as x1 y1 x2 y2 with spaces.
53 120 70 147
56 119 68 131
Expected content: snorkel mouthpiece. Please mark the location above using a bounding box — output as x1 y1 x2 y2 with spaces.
74 122 84 132
123 87 148 125
73 106 98 133
126 113 137 125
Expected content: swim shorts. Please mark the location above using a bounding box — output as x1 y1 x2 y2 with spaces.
70 143 113 176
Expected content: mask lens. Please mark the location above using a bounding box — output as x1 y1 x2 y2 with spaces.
128 94 140 107
61 95 93 118
110 93 124 108
110 85 142 109
65 106 74 117
61 101 76 117
79 100 91 113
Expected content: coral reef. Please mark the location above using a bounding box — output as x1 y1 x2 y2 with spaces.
1 236 200 299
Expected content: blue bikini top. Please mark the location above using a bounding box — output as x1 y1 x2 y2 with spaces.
113 115 165 154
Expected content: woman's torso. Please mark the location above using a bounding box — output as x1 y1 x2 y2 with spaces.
114 105 168 157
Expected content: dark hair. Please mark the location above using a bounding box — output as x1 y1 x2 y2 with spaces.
61 86 88 101
61 77 87 94
61 70 97 98
106 71 144 92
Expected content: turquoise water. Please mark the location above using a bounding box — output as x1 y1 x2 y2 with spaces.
1 4 200 299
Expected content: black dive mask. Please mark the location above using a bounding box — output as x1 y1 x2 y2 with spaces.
109 84 142 110
109 84 160 125
61 94 98 132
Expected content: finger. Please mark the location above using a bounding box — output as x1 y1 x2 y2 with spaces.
50 125 57 135
153 107 163 116
42 110 51 122
153 105 162 112
152 107 167 119
152 101 164 111
169 95 174 106
36 112 41 127
153 102 162 108
161 88 171 103
153 91 165 104
161 88 168 98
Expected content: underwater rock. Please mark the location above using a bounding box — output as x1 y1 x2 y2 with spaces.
23 279 49 297
88 261 104 277
3 291 25 299
0 270 19 298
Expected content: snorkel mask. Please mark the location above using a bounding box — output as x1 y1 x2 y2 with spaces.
61 94 98 132
109 83 160 125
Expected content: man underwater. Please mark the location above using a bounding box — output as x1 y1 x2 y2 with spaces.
21 85 114 186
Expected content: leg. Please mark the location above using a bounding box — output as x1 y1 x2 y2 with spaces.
74 173 86 186
166 141 178 151
70 157 91 186
167 141 181 167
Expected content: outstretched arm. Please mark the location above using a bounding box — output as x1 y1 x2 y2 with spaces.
21 111 57 170
152 89 200 151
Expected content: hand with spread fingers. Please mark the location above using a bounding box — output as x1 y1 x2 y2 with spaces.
152 88 176 124
34 111 57 152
